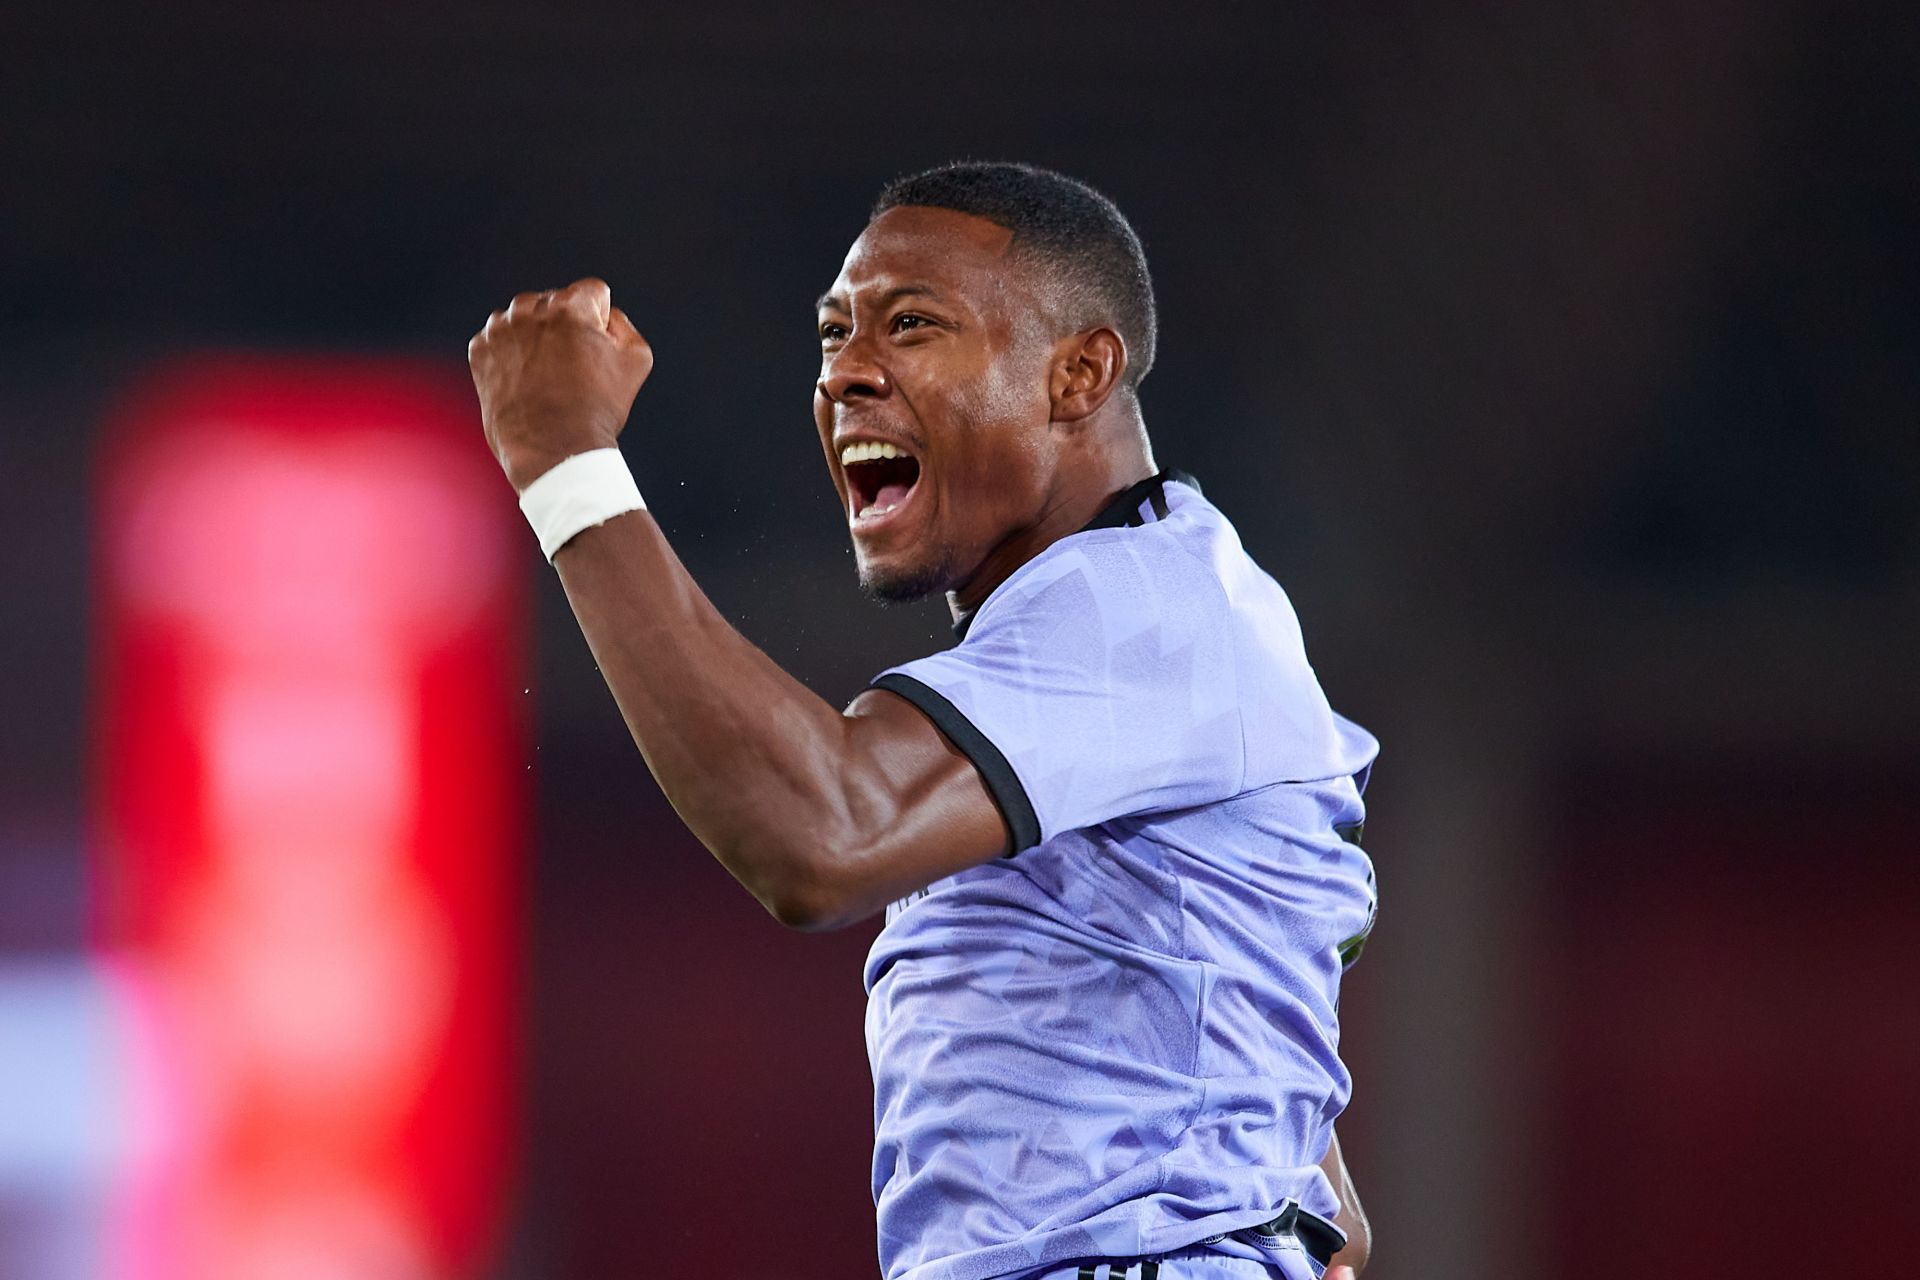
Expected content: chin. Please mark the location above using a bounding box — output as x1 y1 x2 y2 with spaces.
856 544 960 604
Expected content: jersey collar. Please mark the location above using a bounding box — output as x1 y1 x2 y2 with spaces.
951 468 1199 641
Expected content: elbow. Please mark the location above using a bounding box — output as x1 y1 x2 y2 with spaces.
707 805 887 931
753 851 867 933
764 894 844 932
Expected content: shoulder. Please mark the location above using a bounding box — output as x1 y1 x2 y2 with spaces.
1148 485 1377 787
1041 476 1371 790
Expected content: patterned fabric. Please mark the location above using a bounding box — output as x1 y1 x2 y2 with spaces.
863 476 1378 1280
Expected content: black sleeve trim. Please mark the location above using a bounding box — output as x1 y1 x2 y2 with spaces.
870 673 1042 855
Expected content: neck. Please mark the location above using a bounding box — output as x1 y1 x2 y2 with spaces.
947 428 1156 625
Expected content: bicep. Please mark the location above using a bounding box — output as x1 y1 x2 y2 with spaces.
807 687 1008 923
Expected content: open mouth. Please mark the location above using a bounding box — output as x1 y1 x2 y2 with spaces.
840 440 922 525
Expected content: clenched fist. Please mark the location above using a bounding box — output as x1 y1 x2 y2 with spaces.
468 277 654 492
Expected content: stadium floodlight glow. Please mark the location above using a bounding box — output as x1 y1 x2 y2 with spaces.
91 359 526 1280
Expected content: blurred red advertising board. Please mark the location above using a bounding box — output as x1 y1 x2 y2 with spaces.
89 358 526 1280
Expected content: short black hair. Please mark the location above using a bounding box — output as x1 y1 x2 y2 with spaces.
872 161 1158 394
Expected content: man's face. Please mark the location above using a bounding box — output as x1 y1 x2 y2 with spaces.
814 206 1059 601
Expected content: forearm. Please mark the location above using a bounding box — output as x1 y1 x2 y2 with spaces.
549 495 983 924
550 507 895 925
469 279 1003 925
1320 1130 1371 1273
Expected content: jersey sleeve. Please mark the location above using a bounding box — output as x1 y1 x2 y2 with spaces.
870 536 1246 852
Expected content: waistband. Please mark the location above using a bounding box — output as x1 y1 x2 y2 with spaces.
1069 1203 1345 1278
1240 1203 1344 1267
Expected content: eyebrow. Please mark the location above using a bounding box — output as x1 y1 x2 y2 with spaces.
814 283 944 314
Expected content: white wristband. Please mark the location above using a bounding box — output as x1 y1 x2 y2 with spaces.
516 448 647 561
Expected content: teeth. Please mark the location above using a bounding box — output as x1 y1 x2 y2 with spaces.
839 441 907 465
855 502 898 521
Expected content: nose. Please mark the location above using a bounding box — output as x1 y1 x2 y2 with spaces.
818 332 892 404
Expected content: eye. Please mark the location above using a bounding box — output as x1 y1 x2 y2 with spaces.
818 321 848 344
891 313 934 335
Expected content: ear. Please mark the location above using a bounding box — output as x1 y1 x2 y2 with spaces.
1048 327 1128 423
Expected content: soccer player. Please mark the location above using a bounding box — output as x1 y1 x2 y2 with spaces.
468 162 1378 1280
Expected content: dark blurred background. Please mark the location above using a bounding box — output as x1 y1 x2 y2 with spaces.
3 2 1917 1277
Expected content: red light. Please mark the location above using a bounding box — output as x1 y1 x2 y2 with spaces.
91 359 526 1280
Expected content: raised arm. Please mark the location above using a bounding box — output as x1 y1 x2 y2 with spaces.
469 278 1006 929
